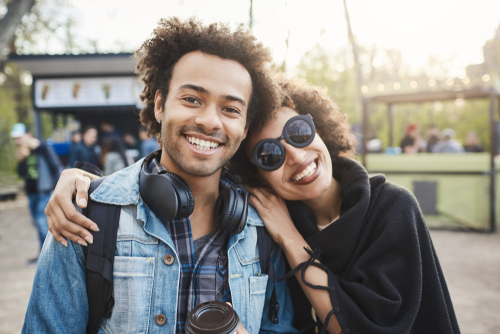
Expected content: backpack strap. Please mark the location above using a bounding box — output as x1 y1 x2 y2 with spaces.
82 177 121 334
257 226 280 324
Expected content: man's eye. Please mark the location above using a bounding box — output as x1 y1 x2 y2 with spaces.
224 107 240 114
183 97 199 104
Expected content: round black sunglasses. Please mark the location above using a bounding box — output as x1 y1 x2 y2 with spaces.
250 114 315 171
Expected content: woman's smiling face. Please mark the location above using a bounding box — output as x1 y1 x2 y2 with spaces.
247 106 333 201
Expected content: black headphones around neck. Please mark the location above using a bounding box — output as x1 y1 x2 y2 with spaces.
139 151 249 234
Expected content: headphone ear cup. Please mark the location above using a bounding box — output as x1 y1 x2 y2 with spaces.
215 185 247 234
164 172 194 219
214 187 234 231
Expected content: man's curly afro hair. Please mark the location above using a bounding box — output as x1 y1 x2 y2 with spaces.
228 75 357 187
135 17 281 142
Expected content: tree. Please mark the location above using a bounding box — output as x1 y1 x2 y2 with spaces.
0 0 36 68
297 42 493 152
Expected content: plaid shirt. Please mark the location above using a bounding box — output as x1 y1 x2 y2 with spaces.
148 159 231 333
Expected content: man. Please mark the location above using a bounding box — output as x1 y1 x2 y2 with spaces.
139 124 159 158
68 125 100 167
11 123 62 264
400 123 421 154
23 18 295 334
432 128 464 153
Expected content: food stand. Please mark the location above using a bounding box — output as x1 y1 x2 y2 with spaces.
8 53 142 161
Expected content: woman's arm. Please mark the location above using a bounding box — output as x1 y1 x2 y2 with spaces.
247 187 341 334
45 168 100 247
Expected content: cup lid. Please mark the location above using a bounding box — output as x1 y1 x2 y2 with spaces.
186 301 239 334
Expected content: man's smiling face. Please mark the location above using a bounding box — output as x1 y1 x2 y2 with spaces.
155 51 252 178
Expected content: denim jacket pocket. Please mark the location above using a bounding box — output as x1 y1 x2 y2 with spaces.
100 256 155 334
247 274 269 333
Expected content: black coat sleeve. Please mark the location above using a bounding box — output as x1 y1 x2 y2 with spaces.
316 185 458 334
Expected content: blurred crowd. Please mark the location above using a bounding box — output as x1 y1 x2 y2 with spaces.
68 122 159 174
366 123 484 154
399 123 483 154
9 122 159 264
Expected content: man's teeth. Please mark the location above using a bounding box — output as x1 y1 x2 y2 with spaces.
186 136 220 150
293 162 317 182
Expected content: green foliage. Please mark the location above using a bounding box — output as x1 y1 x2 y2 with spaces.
0 88 18 175
0 63 33 176
296 45 361 124
296 44 493 151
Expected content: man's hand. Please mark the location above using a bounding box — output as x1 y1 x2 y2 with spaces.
45 169 99 247
16 146 30 161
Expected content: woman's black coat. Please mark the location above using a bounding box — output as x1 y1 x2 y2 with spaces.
285 157 460 334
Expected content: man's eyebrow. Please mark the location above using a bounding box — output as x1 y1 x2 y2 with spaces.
178 84 209 95
178 84 246 106
220 95 246 107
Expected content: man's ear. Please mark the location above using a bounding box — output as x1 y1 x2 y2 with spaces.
154 90 164 120
242 127 248 141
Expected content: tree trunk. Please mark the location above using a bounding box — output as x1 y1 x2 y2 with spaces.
0 0 36 64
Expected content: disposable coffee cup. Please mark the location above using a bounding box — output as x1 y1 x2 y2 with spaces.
186 301 240 334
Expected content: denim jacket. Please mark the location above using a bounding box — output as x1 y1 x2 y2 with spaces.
22 160 297 334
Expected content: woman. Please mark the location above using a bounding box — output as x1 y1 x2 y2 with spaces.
46 77 460 334
99 137 131 175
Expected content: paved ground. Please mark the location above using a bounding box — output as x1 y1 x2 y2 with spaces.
0 197 499 334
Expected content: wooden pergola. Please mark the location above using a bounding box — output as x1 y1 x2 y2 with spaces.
362 87 500 232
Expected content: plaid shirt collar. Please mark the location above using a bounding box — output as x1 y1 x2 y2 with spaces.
147 159 231 333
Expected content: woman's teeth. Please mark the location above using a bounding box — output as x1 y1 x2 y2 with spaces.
186 136 220 151
293 162 317 182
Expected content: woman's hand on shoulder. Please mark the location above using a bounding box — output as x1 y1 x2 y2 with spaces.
45 168 99 247
245 186 300 246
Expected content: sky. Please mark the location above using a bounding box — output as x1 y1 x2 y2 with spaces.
69 0 500 73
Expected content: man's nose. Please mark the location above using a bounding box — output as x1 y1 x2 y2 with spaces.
194 104 223 131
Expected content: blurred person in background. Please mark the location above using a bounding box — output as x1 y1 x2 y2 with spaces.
400 123 421 154
70 130 81 146
464 131 484 153
11 123 63 264
426 124 440 153
123 132 139 151
68 130 82 167
432 128 464 153
99 122 122 144
123 132 140 162
99 137 131 175
68 125 99 167
139 124 159 158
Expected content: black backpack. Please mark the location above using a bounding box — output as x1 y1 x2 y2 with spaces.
80 169 279 334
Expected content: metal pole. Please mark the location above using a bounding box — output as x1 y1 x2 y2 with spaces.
388 103 394 147
489 91 496 232
362 100 368 166
343 0 367 164
34 108 42 140
248 0 253 29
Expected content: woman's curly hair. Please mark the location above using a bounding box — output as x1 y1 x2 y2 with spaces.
228 75 357 186
135 17 281 141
